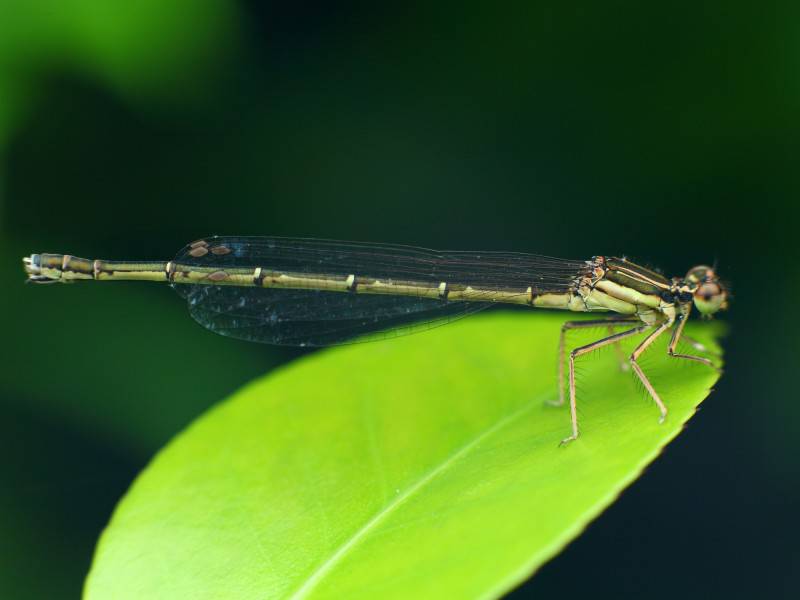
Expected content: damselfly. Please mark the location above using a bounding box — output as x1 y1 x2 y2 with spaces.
23 236 727 444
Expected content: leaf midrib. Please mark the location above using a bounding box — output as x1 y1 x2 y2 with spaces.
286 392 548 599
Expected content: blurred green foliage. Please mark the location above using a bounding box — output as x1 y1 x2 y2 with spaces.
1 1 798 599
0 0 238 146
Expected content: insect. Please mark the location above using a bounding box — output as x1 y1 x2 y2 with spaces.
23 236 726 444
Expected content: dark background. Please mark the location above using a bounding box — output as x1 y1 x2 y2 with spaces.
1 2 797 598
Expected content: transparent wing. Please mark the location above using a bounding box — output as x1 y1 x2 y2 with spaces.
172 236 587 346
179 285 492 346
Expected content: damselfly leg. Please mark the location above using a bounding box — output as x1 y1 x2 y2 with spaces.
629 320 673 424
667 311 723 372
561 323 651 446
676 333 716 355
553 317 640 408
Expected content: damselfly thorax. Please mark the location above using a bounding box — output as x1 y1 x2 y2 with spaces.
23 236 727 444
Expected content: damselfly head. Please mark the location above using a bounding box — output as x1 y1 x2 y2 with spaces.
685 265 728 316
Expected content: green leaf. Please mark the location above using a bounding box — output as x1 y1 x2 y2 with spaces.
85 313 723 599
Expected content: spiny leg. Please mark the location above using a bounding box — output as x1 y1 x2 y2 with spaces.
667 309 723 372
678 333 719 356
553 317 639 407
629 321 673 422
561 324 650 446
671 349 722 372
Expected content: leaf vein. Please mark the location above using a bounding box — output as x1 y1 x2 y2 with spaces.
286 393 546 599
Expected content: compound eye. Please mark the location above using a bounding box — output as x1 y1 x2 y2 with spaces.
693 282 725 314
